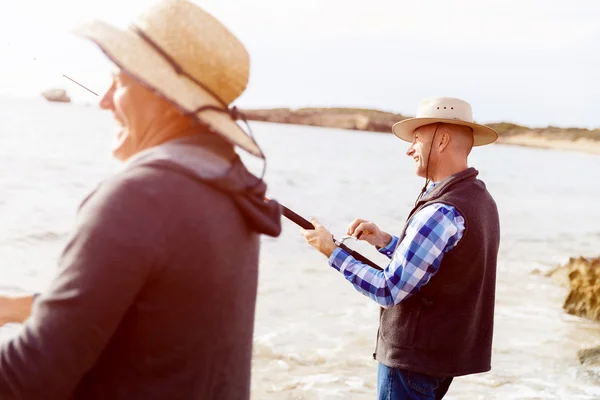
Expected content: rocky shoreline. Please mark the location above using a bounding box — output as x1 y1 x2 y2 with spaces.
545 257 600 377
545 257 600 321
241 108 600 155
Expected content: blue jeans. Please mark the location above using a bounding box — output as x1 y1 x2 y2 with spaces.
377 363 453 400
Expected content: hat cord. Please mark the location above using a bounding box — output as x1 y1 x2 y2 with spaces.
132 26 230 109
414 123 440 206
131 26 267 194
194 105 267 194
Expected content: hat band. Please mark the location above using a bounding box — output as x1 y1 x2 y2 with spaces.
131 25 229 109
128 25 267 181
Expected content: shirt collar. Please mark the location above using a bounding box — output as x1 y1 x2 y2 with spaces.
424 181 439 196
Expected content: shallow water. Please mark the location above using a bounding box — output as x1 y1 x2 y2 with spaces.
1 97 600 399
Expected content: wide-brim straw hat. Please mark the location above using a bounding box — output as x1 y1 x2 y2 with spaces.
72 0 264 158
392 97 498 146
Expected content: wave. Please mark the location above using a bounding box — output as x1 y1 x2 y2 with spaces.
13 231 67 244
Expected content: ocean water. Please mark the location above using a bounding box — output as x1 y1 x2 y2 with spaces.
1 96 600 399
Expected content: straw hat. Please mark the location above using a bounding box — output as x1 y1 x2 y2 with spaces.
72 0 263 158
392 97 498 146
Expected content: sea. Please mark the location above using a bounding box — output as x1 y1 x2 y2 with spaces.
1 96 600 399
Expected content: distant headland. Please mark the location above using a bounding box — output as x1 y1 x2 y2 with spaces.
241 108 600 155
39 88 600 154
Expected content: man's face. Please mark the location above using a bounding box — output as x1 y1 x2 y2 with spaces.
406 126 434 178
98 70 164 161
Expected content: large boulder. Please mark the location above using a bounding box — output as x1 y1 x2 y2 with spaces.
41 89 71 103
561 257 600 321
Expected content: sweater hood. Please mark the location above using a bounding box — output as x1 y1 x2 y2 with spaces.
124 134 282 237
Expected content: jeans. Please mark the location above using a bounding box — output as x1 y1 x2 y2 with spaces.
377 363 453 400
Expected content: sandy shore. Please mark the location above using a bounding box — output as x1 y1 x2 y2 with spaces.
496 134 600 155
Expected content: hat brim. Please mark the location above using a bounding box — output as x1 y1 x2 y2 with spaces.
392 117 498 146
72 21 263 158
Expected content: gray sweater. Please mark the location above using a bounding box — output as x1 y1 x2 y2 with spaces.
0 134 282 399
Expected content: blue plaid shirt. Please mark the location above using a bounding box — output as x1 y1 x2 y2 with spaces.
328 202 465 308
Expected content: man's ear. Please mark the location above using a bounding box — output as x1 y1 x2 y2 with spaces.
438 131 451 152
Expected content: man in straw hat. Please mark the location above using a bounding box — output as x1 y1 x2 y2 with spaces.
301 97 500 399
0 0 282 399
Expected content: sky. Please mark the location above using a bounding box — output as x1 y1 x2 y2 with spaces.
1 0 599 128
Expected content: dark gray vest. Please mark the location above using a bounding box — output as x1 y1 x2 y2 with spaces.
374 167 500 377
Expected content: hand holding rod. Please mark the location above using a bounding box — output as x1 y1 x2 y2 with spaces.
270 199 383 271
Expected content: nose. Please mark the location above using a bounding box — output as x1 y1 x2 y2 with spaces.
99 83 116 110
406 142 415 157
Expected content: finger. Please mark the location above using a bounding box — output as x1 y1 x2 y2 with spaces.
347 218 366 235
355 222 373 238
347 218 365 235
301 230 318 239
299 228 311 238
354 222 365 237
309 217 322 228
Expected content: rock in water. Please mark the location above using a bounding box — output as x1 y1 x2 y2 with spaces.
562 257 600 321
41 89 71 103
578 347 600 381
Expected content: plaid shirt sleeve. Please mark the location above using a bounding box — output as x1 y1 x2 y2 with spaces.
378 235 400 259
328 203 465 308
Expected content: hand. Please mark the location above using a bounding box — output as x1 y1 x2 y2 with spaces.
0 294 34 326
347 218 392 248
300 218 338 258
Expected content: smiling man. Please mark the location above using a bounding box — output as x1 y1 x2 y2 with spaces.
0 1 282 399
301 97 501 400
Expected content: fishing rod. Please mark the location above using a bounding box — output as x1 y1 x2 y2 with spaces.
61 75 382 270
269 199 383 271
